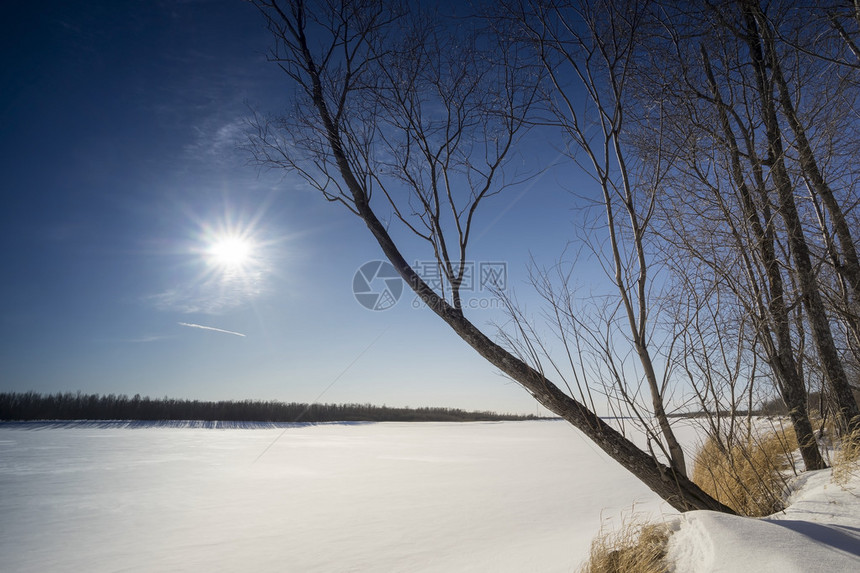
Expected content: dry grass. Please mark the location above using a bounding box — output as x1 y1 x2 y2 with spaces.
833 427 860 485
579 518 670 573
692 425 798 517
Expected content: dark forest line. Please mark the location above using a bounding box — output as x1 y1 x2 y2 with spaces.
0 392 545 423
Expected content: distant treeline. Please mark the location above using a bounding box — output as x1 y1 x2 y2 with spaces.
668 389 860 419
0 392 543 423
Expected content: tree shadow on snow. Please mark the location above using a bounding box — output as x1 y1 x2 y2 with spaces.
769 520 860 557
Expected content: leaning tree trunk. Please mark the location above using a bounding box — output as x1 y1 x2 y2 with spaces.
304 41 728 512
360 191 732 513
262 0 735 514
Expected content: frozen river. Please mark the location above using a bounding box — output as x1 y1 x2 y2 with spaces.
0 420 681 572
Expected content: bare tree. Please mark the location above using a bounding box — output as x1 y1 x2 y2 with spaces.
700 36 825 469
497 0 690 476
629 0 860 470
737 0 860 433
248 0 732 513
752 1 860 386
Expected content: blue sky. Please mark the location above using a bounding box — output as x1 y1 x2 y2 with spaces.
0 0 593 415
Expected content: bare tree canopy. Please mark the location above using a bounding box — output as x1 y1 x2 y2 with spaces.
248 0 860 513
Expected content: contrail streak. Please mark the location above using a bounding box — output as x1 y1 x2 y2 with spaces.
177 322 246 337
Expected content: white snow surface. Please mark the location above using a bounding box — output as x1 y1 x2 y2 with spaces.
0 420 673 572
1 419 858 572
667 467 860 572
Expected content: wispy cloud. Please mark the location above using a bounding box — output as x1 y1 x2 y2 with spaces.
126 335 173 343
178 322 246 337
146 268 268 314
185 116 247 160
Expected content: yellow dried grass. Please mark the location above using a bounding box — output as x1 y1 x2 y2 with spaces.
579 518 670 573
692 425 798 516
832 427 860 485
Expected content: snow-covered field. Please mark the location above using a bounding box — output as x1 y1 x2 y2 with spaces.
1 420 858 572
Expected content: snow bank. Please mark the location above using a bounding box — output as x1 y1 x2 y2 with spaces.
667 469 860 572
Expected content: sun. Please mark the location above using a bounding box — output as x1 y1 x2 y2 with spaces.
206 235 255 270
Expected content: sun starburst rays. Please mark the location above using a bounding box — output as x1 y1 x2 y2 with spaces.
206 235 255 271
